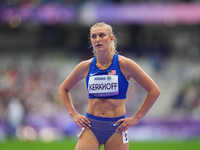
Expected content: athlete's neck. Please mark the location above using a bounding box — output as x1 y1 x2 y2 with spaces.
96 52 114 67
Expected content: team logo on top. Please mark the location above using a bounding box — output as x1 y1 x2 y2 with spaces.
108 70 116 75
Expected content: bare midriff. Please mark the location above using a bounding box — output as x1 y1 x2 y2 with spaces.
86 99 126 117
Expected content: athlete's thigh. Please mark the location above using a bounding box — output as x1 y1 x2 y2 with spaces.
75 128 100 150
104 132 129 150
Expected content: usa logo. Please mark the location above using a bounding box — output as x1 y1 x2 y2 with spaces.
108 70 116 75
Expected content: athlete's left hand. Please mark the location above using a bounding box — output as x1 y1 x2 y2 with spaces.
115 116 139 133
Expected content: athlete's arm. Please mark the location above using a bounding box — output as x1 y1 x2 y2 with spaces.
58 59 91 128
116 56 160 132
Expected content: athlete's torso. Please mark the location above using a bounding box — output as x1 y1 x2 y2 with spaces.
86 54 129 99
85 54 129 117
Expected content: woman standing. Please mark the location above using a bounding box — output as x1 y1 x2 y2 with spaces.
58 22 160 150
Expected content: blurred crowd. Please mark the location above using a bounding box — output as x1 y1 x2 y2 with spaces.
172 78 200 117
0 57 62 138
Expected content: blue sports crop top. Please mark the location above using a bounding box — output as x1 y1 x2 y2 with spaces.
86 54 129 99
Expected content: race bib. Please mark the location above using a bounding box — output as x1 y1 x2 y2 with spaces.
88 75 119 97
122 130 129 144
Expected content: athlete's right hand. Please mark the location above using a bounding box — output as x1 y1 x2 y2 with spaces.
72 113 91 128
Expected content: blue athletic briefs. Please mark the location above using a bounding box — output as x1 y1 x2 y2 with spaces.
86 113 125 145
86 54 129 99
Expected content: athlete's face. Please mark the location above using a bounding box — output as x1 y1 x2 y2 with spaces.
90 26 114 54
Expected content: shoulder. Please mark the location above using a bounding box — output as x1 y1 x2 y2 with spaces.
118 54 138 69
118 54 140 79
78 58 93 68
74 58 93 77
118 54 134 64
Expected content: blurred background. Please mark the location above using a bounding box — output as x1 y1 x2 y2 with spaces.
0 0 200 149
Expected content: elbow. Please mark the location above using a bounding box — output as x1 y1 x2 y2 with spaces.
153 86 160 99
58 84 68 98
148 85 160 100
156 88 160 98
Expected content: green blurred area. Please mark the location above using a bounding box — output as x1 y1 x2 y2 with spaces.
0 139 199 150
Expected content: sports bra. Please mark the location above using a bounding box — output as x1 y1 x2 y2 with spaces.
86 54 129 99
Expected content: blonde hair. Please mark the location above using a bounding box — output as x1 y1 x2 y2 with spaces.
90 22 117 55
